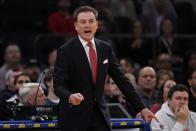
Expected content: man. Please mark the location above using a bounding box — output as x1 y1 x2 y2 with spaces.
0 69 22 102
151 84 196 131
188 69 196 112
7 72 31 102
48 0 76 36
18 83 46 120
0 43 22 91
18 83 45 106
54 6 157 131
136 66 159 109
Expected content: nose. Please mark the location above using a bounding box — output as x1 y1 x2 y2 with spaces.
180 99 186 104
84 22 91 27
146 76 152 81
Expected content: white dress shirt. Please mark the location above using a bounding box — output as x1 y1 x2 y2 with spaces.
78 36 97 68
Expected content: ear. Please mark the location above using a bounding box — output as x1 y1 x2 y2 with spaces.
167 98 172 104
27 96 34 105
96 20 98 29
74 22 78 31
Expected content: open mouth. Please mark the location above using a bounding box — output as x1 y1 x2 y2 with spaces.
84 30 92 33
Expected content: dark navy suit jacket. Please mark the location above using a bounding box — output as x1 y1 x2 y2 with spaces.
53 36 145 130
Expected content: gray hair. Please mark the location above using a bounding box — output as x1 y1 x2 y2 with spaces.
18 83 42 104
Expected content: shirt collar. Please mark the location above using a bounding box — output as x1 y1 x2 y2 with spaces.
78 35 96 48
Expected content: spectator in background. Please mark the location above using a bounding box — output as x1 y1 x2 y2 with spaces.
183 50 196 85
38 49 57 77
0 43 22 91
48 0 76 36
95 17 114 46
122 19 153 66
159 80 176 103
18 83 46 106
0 69 22 102
188 69 196 112
157 18 183 64
156 69 174 89
124 73 137 89
109 0 136 19
44 67 59 105
141 0 177 35
7 72 31 103
93 0 118 34
151 80 176 113
104 76 124 104
155 53 172 71
24 59 41 82
158 18 175 55
136 66 159 109
104 76 138 117
38 49 57 92
47 49 57 69
151 84 196 131
120 58 135 74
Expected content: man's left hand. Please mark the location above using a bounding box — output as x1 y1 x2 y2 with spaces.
141 108 158 123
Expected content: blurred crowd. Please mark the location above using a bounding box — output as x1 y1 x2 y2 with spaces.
0 0 196 129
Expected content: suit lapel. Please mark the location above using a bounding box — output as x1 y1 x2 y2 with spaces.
74 37 104 86
74 37 93 82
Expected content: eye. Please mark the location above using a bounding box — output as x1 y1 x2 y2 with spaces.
17 80 30 84
79 20 86 24
184 97 188 101
175 97 181 100
89 19 94 23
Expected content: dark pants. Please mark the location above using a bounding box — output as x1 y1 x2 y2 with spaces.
86 103 110 131
61 103 110 131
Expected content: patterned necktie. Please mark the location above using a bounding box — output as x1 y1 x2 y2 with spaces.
87 42 97 84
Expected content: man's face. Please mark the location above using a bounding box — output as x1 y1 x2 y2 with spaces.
168 91 189 112
4 45 21 65
74 11 98 42
188 71 196 91
156 54 171 70
28 87 46 106
162 19 173 34
6 71 22 91
138 67 156 91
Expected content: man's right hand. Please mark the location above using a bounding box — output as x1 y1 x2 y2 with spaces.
69 93 84 105
175 105 189 124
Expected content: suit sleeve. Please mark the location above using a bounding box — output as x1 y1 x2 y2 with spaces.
107 44 145 112
53 47 72 103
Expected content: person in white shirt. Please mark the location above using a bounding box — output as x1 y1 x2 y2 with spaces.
151 84 196 131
